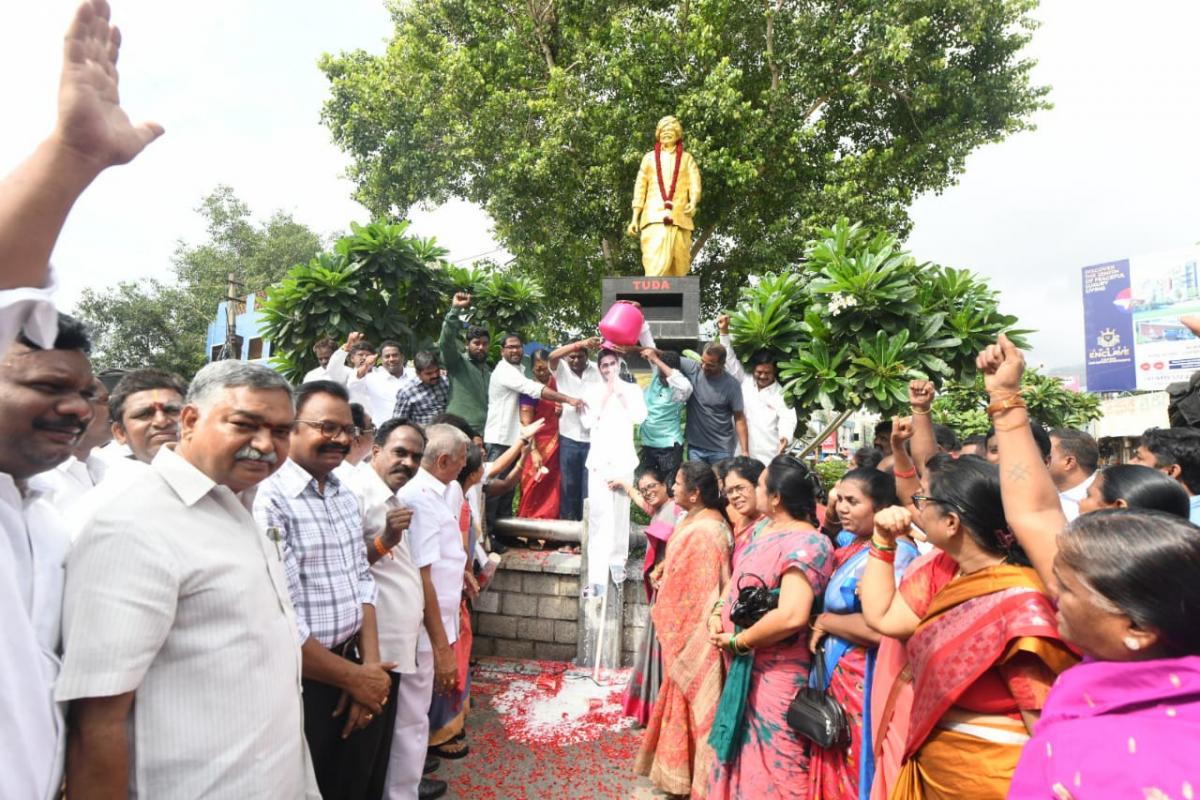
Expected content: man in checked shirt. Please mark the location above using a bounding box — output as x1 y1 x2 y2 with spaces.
254 380 396 800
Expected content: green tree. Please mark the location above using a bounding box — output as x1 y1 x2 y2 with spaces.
932 370 1102 436
260 222 548 381
76 280 210 377
74 186 324 376
320 0 1047 326
729 218 1029 448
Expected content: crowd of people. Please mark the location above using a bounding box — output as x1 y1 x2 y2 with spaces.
4 3 1200 800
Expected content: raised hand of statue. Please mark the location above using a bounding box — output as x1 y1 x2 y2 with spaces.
56 0 163 172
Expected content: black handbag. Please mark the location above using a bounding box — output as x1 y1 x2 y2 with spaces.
728 573 779 630
786 645 852 749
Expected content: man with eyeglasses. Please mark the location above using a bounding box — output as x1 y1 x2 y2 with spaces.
253 380 395 800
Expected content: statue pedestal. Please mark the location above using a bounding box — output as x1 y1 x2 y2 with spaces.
601 276 699 366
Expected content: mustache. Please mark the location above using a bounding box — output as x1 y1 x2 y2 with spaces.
33 418 87 437
234 445 278 464
319 443 350 456
390 464 415 479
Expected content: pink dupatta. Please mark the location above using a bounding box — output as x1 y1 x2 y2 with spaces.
1010 655 1200 799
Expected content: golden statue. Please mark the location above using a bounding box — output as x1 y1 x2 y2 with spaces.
627 116 702 277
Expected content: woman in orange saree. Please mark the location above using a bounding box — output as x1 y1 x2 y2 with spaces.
635 462 732 798
517 349 561 519
861 454 1077 800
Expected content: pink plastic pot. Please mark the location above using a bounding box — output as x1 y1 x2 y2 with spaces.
598 301 645 348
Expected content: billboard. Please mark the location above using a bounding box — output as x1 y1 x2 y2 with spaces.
1083 245 1200 392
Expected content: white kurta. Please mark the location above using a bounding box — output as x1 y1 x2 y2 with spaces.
0 276 63 800
580 379 648 590
721 334 798 465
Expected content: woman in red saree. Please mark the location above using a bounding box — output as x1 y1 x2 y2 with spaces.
635 462 732 798
861 454 1077 799
518 349 561 519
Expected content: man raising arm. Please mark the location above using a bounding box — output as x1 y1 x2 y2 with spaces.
1 0 162 296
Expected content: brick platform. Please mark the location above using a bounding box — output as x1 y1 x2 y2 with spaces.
472 542 651 667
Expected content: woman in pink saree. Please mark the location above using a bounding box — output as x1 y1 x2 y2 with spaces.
976 334 1200 798
635 462 732 798
706 456 834 800
1009 510 1200 798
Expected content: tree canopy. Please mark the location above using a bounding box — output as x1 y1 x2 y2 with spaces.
729 218 1028 428
320 0 1047 326
260 222 547 381
75 187 324 377
933 370 1102 435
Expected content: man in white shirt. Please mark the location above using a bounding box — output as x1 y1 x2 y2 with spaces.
59 360 319 798
345 339 381 408
0 3 164 795
483 333 581 546
397 425 471 796
342 418 449 800
368 340 414 421
548 336 604 521
718 314 797 465
303 337 343 382
1048 428 1099 522
64 369 190 540
107 368 188 464
0 314 96 800
30 375 111 506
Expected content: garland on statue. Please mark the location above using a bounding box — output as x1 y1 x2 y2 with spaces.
654 140 683 227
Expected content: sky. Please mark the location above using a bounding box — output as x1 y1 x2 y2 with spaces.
4 0 1199 374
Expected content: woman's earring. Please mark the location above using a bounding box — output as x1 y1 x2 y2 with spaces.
1124 636 1142 651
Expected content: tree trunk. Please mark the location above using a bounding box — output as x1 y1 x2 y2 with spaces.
785 408 855 460
600 236 616 271
691 223 717 259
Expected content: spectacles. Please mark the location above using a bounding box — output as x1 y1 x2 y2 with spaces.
724 483 755 498
911 493 965 514
127 401 183 421
636 481 662 495
296 419 360 440
358 425 378 439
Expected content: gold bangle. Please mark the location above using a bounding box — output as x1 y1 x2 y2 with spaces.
986 392 1026 417
911 408 931 416
871 534 897 551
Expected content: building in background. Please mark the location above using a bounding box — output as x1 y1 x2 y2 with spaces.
205 292 271 364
